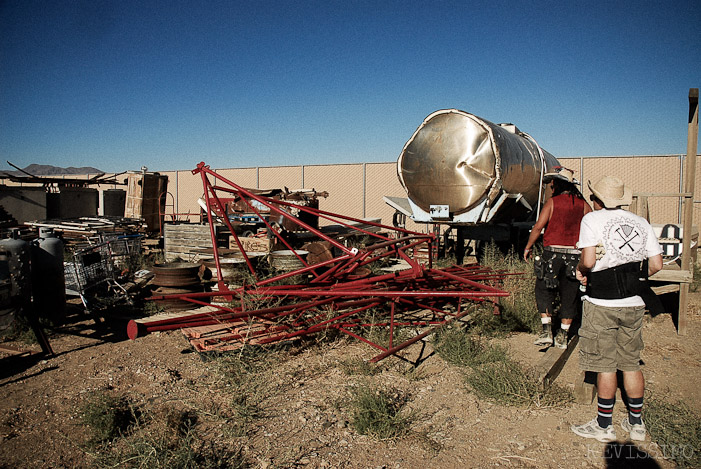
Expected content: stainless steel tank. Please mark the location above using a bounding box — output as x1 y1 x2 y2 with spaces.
397 109 560 224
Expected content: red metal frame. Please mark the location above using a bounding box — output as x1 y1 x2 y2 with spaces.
130 162 513 361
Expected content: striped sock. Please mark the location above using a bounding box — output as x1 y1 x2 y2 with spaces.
628 396 644 425
597 397 615 428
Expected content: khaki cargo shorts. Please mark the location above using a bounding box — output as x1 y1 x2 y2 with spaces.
578 300 645 373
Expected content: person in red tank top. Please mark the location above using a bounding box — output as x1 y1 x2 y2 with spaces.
524 167 592 348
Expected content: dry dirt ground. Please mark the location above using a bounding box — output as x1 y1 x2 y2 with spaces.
1 291 700 468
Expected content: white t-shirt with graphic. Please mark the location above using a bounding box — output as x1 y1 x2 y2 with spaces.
578 208 663 307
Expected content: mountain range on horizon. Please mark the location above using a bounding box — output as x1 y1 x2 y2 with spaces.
3 163 104 176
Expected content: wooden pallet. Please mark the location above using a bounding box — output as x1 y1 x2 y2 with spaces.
163 223 229 261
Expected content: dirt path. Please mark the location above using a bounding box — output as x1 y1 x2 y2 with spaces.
1 293 699 468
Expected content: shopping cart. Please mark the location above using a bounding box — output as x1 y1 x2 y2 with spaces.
100 233 143 272
65 241 133 314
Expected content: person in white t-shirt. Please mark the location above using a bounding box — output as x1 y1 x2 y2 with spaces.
571 176 663 443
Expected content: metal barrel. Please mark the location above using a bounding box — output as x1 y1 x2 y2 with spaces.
149 262 203 312
268 250 309 271
202 258 247 283
151 262 201 287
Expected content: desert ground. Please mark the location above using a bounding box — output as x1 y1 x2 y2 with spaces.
1 289 699 468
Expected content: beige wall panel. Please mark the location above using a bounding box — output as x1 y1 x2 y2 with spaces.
158 171 179 219
159 171 177 192
176 170 204 218
365 162 418 233
159 171 177 184
259 166 303 190
582 156 681 225
557 158 583 181
154 155 700 237
365 163 401 223
303 164 364 224
639 156 684 227
215 168 258 189
364 162 433 233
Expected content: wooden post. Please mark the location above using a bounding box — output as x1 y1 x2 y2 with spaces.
679 88 699 335
536 335 579 389
574 370 598 404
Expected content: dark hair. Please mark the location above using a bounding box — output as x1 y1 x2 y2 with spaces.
552 178 585 200
590 194 605 207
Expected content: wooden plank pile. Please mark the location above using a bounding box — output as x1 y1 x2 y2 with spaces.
25 216 145 240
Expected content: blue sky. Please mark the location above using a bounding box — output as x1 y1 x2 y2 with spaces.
1 0 699 174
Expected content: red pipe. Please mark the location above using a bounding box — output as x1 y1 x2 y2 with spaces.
252 289 509 298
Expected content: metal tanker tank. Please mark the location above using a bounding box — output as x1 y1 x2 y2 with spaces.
31 227 66 322
391 109 560 225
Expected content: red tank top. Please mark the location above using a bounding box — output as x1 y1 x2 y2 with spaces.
542 194 588 247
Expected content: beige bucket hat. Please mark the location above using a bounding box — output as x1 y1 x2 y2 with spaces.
543 167 578 184
588 176 632 208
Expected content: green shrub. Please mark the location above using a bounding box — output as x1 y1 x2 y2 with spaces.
433 254 458 269
349 384 413 439
142 300 166 316
233 288 286 314
645 395 701 468
92 426 247 468
354 306 415 348
205 349 279 436
432 326 508 368
339 357 379 376
465 359 573 408
80 392 140 443
433 323 572 408
478 242 540 334
164 408 199 438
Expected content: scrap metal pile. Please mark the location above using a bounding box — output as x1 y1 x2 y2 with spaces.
128 162 514 362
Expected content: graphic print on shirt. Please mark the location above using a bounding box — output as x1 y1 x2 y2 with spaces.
602 217 648 263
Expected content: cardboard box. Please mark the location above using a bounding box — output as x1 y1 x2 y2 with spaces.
229 236 271 253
